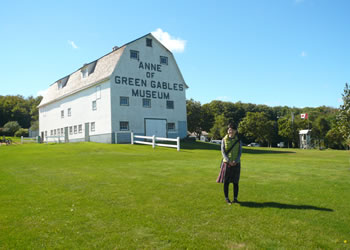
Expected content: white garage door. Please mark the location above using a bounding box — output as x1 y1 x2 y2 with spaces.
145 119 166 138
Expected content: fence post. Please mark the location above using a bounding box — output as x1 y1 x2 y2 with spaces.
177 137 180 151
152 135 155 148
21 136 23 144
131 132 134 144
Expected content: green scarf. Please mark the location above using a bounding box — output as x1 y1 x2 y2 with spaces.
223 134 240 163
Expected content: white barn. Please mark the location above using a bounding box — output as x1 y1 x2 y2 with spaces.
38 33 188 143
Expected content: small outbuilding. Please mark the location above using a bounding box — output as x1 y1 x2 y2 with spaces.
299 129 312 149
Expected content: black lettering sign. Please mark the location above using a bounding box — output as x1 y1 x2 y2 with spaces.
115 76 120 84
132 89 139 97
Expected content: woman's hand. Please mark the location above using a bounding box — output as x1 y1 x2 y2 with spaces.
229 161 237 167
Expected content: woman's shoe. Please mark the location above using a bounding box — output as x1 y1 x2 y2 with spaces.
225 198 232 205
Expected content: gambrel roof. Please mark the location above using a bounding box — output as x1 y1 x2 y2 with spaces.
38 33 188 108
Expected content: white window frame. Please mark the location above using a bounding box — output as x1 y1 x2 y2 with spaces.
120 96 129 106
166 100 174 109
92 100 97 111
120 121 129 131
130 50 139 60
96 85 101 100
91 122 95 132
167 123 175 131
79 124 82 134
68 108 71 117
143 98 151 108
160 56 168 65
61 110 64 118
81 68 88 78
69 126 73 135
74 125 77 134
146 38 152 47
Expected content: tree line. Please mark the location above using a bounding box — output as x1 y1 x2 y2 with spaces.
1 83 349 149
187 83 350 150
0 95 42 136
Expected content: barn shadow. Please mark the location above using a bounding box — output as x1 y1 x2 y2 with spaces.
181 141 295 154
238 201 333 212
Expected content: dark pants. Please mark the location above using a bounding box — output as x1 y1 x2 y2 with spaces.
224 182 239 199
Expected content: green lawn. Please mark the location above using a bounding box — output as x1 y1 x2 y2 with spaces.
0 142 349 249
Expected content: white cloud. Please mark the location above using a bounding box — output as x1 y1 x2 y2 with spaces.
151 28 186 53
37 89 47 97
300 51 307 57
68 40 78 49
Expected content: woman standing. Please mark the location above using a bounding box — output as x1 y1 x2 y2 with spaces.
216 124 242 204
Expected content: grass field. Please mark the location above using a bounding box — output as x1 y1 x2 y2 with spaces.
0 142 349 249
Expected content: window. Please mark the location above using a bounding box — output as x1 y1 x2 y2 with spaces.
160 56 168 65
92 100 97 110
166 100 174 109
69 126 73 135
74 125 77 134
79 124 82 134
120 121 129 131
54 129 57 136
130 50 139 60
61 110 64 118
168 123 175 131
120 96 129 106
50 130 53 136
81 68 88 78
96 85 101 100
146 38 152 47
61 128 64 135
57 129 60 135
68 108 71 117
91 122 95 132
45 131 47 137
143 98 151 108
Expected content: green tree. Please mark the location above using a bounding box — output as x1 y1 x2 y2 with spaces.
336 83 350 147
278 117 294 148
209 114 229 139
3 121 21 136
200 104 214 133
311 117 330 148
186 99 202 137
238 112 274 146
325 127 346 149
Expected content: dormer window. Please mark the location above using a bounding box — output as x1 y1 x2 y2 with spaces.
146 38 152 47
81 67 89 78
81 61 97 79
57 76 69 89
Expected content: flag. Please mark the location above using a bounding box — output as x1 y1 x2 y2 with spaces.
301 113 308 119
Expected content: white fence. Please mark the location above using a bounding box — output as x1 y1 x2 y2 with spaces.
131 132 180 151
20 136 38 144
44 135 65 143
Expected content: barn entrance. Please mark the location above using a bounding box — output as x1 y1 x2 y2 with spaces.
145 119 167 138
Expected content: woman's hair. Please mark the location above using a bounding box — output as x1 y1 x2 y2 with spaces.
227 123 237 130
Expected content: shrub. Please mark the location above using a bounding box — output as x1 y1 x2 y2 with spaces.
15 128 29 137
3 121 21 136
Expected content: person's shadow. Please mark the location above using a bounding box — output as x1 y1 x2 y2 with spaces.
239 201 333 212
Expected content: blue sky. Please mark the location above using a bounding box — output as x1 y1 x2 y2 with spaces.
0 0 349 108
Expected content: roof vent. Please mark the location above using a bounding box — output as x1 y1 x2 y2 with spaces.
112 46 119 51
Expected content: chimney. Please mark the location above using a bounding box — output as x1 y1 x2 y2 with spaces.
112 46 119 51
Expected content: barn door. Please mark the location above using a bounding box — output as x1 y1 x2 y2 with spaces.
145 119 166 138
